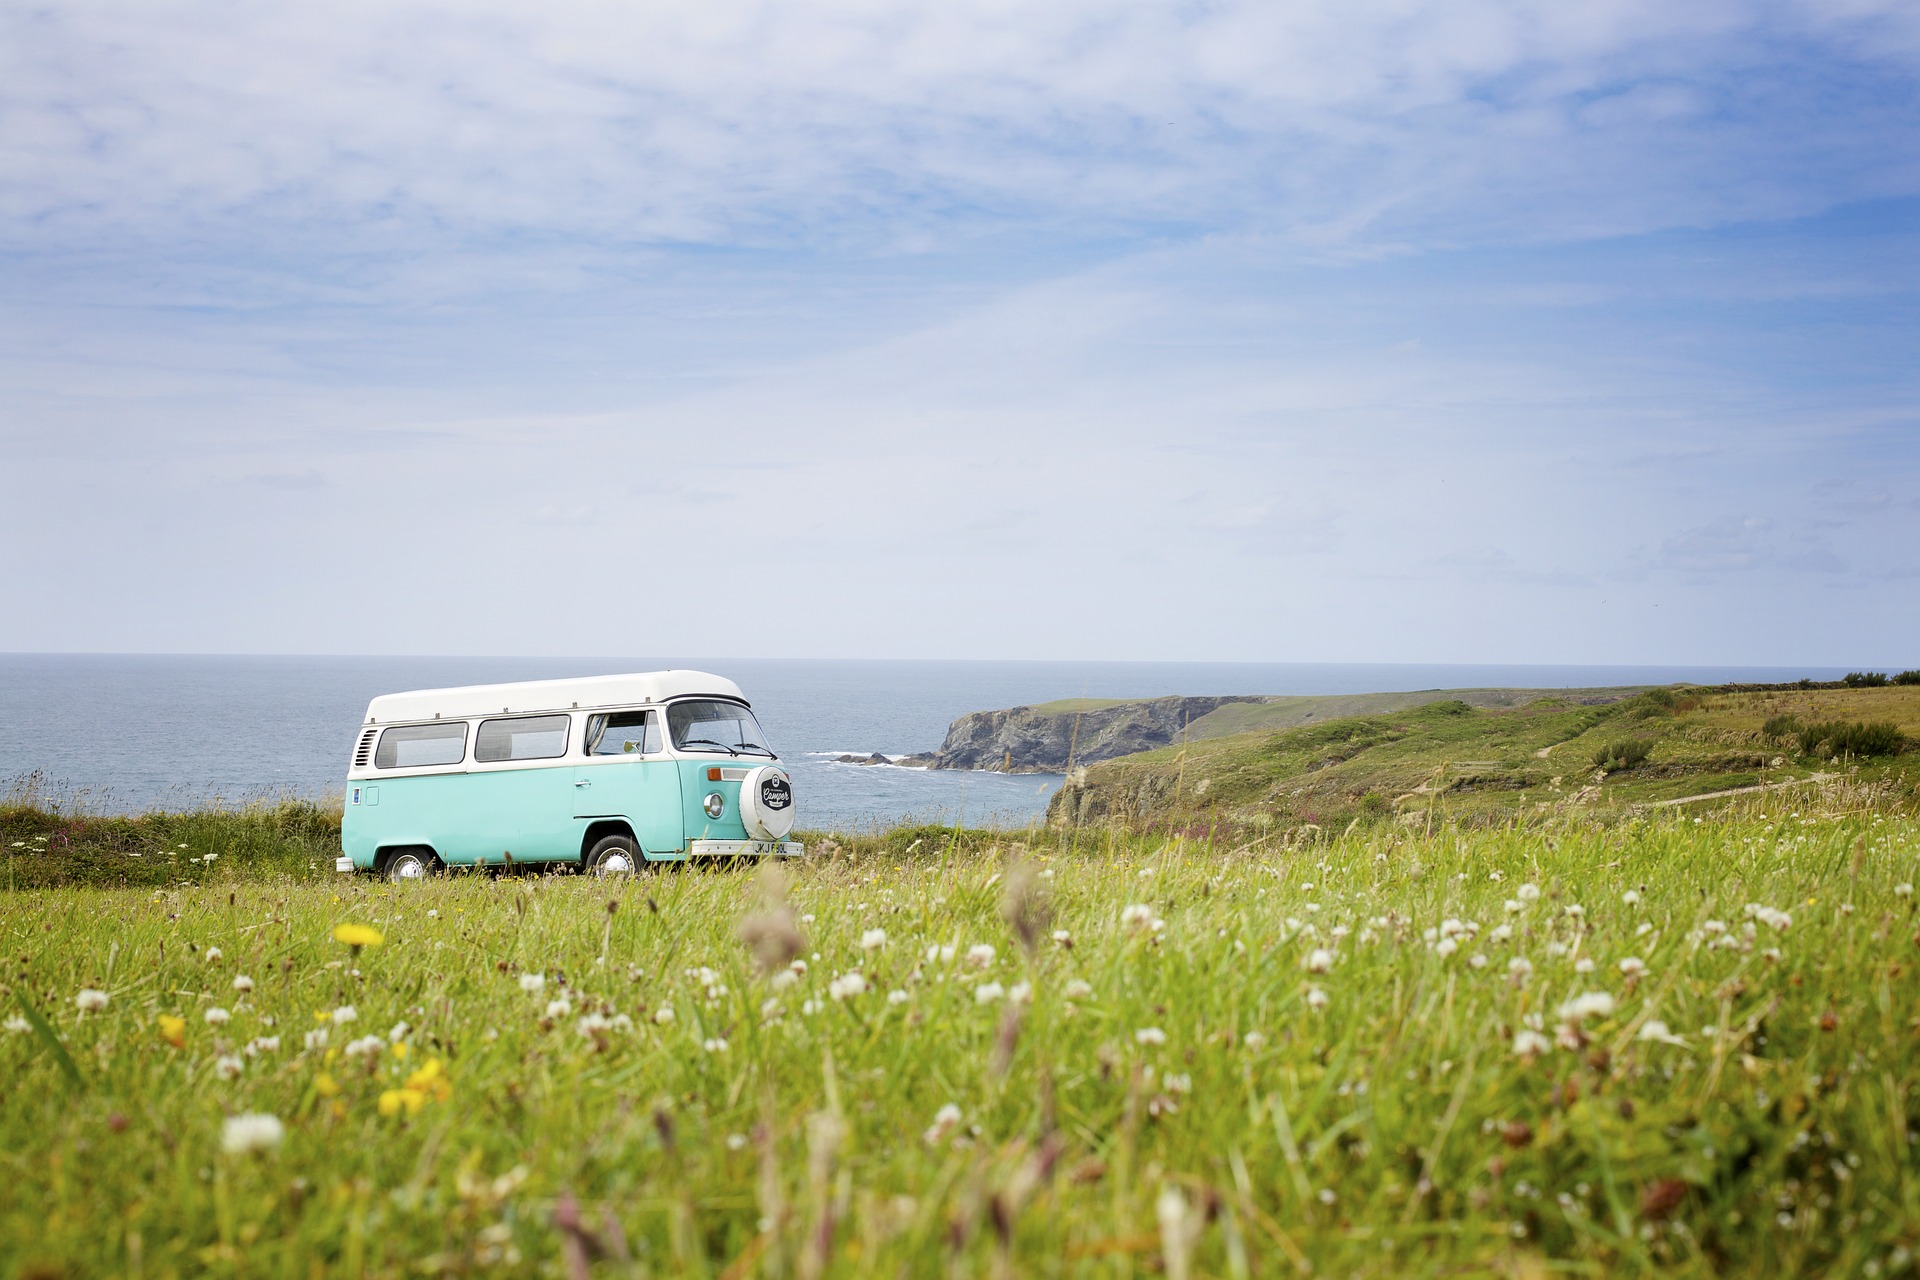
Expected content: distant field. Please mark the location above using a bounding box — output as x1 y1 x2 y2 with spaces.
5 799 1919 1276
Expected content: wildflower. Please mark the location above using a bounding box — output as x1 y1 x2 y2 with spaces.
332 1006 358 1024
205 1007 231 1026
518 973 545 993
1618 957 1648 978
1305 985 1329 1012
231 974 254 994
1517 884 1540 902
1564 904 1584 919
1008 981 1033 1004
1469 953 1488 969
800 998 822 1015
965 944 996 968
332 924 384 952
1305 948 1334 974
388 1021 409 1043
1638 1020 1686 1046
1574 957 1595 974
303 1028 329 1051
1121 904 1156 929
1052 929 1073 947
220 1113 285 1155
974 981 1006 1005
1508 957 1533 981
545 998 573 1019
1557 992 1616 1023
653 1006 675 1025
76 988 109 1012
887 989 909 1005
1897 883 1914 898
1489 924 1513 943
770 969 799 991
343 1035 384 1059
1135 1027 1167 1046
1164 1073 1192 1094
923 1103 962 1145
205 947 224 963
158 1014 187 1048
214 1054 245 1080
1064 979 1093 1001
3 1015 29 1034
244 1036 280 1056
860 928 887 951
315 1072 339 1097
1435 938 1458 959
1512 1029 1552 1058
703 1037 729 1053
1745 904 1793 932
828 971 868 1001
924 945 955 963
1243 1031 1267 1050
1504 899 1524 915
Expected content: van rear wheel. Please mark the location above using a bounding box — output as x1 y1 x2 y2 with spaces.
585 834 639 877
384 848 441 882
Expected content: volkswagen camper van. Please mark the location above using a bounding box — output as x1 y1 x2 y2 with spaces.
336 671 800 879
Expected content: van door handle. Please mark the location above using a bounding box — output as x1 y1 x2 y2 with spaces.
574 779 591 788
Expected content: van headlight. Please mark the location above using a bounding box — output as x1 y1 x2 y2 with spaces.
703 792 726 820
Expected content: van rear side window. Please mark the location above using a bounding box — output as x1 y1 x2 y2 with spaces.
475 714 571 763
375 722 467 769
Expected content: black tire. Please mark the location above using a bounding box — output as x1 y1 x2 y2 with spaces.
584 833 640 877
383 847 442 883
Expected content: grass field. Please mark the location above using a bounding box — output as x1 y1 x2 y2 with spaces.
6 793 1920 1276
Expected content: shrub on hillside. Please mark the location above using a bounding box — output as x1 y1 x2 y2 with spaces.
1761 714 1802 742
1894 670 1920 686
1843 672 1889 688
1591 739 1653 771
1796 720 1906 759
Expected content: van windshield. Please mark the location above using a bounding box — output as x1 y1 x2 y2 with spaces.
667 700 774 757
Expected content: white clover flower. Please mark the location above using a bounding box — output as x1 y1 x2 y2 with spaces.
518 973 545 993
974 981 1006 1005
1517 883 1541 902
303 1028 329 1051
1164 1073 1192 1094
924 945 955 964
1489 924 1513 943
1512 1029 1552 1058
923 1103 963 1146
1052 929 1073 946
1635 922 1653 938
387 1021 410 1043
1305 985 1329 1012
244 1036 279 1056
800 913 816 925
1008 981 1033 1004
1545 941 1569 958
1574 957 1595 974
1507 956 1533 981
860 928 888 951
75 988 109 1012
1702 920 1727 934
1064 979 1093 1001
1120 904 1155 929
1557 992 1616 1023
331 1005 357 1024
4 1015 31 1034
770 969 799 991
653 1006 675 1025
1745 903 1793 932
1564 904 1584 919
1637 1019 1686 1046
1618 957 1648 978
703 1037 729 1053
828 971 868 1001
1897 883 1914 898
576 1013 613 1038
887 989 910 1005
800 998 822 1016
221 1113 284 1155
965 944 996 969
1504 899 1524 915
427 909 438 919
204 1007 231 1026
343 1035 384 1059
231 975 254 993
205 947 223 963
1304 948 1334 974
1243 1031 1267 1050
1135 1027 1167 1046
1468 953 1488 969
790 958 809 976
214 1054 245 1080
1434 938 1459 959
545 998 573 1019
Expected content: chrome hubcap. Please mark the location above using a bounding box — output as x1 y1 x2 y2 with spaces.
393 857 424 879
600 853 634 874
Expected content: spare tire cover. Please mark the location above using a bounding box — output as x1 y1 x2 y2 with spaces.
739 766 795 840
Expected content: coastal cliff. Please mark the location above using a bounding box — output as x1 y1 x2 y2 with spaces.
898 696 1261 773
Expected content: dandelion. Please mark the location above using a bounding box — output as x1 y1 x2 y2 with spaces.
75 988 109 1012
205 1007 231 1026
518 973 545 993
214 1054 245 1080
332 924 384 954
965 944 996 968
653 1006 675 1025
860 928 887 951
1305 948 1334 974
158 1014 187 1048
828 971 868 1001
974 981 1006 1005
332 1006 358 1024
1135 1027 1167 1046
923 1103 962 1145
1305 985 1329 1012
1064 978 1093 1001
220 1113 284 1155
1513 1029 1552 1058
1618 956 1648 978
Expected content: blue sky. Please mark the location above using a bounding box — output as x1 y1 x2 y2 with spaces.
2 0 1917 663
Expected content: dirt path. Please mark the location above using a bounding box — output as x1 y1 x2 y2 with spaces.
1642 773 1834 808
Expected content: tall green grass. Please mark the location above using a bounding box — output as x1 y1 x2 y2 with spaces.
4 802 1919 1276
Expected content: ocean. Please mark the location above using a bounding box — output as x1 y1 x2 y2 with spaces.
0 655 1851 829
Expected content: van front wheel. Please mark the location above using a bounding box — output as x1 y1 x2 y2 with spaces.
384 848 441 882
585 834 639 877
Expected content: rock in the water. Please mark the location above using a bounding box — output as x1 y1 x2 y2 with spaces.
916 696 1264 773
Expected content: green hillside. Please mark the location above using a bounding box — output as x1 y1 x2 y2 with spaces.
1050 684 1920 831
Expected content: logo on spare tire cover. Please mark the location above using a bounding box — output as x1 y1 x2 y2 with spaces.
759 776 792 810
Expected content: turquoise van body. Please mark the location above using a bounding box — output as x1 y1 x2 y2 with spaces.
338 672 801 877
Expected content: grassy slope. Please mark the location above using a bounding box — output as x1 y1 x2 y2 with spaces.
4 808 1920 1276
1053 686 1920 830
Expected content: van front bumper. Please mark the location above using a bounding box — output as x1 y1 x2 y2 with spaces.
687 840 804 858
335 856 354 873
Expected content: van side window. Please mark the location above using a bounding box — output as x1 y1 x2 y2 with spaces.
475 714 571 763
375 722 467 769
585 711 660 755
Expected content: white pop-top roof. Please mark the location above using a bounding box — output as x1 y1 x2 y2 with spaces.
363 670 747 725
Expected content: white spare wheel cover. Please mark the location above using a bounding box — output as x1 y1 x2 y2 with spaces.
739 766 795 840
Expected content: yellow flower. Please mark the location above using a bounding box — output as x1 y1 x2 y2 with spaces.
404 1058 452 1102
314 1011 333 1024
391 1042 410 1060
332 924 384 949
157 1014 187 1049
315 1071 339 1098
379 1088 427 1117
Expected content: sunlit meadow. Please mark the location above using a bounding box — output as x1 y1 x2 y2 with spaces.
5 801 1920 1277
